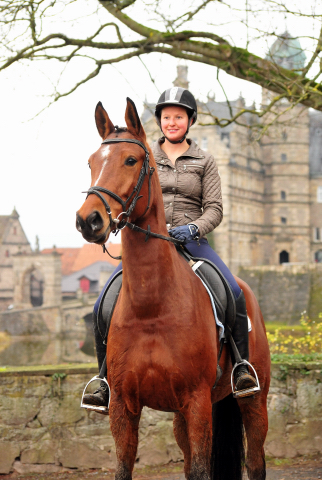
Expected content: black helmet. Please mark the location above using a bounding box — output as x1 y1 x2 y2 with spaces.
155 87 197 143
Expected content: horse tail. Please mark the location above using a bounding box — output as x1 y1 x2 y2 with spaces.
211 393 245 480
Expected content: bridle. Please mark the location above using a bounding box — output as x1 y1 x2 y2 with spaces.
83 136 181 259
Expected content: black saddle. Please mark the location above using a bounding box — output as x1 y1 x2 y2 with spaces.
97 248 236 342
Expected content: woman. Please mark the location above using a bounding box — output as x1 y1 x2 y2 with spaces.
83 87 258 409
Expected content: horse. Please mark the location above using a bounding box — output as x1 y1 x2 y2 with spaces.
76 98 270 480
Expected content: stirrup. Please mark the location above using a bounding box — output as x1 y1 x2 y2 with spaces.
231 360 260 398
80 375 110 413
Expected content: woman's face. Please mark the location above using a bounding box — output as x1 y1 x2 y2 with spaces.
160 106 190 143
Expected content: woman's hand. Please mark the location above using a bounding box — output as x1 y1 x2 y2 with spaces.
168 224 199 243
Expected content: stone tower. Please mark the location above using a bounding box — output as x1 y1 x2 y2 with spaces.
173 65 189 90
261 32 310 265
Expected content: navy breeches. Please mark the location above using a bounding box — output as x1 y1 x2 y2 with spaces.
94 238 241 314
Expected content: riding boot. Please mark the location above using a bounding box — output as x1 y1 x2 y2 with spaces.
230 290 258 395
82 309 110 410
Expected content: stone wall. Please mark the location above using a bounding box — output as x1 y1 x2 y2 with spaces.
239 263 322 323
1 363 322 474
0 298 95 335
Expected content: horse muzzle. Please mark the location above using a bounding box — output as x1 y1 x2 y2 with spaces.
76 211 110 243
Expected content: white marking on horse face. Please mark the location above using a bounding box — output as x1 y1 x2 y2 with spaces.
94 146 110 186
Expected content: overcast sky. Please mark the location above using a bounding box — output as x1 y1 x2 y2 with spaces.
0 0 320 250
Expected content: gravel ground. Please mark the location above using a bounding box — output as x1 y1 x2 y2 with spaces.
2 457 322 480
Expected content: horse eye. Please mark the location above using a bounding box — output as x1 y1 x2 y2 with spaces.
88 163 91 169
125 157 137 166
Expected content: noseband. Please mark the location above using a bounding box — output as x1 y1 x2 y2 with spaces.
84 137 181 259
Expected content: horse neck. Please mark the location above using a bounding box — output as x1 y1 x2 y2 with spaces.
120 177 177 302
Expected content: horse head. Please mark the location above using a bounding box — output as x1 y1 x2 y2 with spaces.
76 98 153 244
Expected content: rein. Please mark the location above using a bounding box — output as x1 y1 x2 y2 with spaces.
84 136 182 259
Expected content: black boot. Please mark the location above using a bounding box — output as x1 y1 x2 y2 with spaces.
82 310 110 412
230 290 258 397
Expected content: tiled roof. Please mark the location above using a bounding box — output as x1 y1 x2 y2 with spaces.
41 248 81 275
72 243 121 271
42 243 121 276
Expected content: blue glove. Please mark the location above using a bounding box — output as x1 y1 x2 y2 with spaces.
168 224 199 244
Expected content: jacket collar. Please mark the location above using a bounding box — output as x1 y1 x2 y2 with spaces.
153 138 204 165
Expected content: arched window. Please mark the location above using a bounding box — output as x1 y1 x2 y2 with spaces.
315 250 322 263
279 250 289 264
30 270 44 307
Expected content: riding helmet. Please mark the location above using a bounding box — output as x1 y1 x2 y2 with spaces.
155 87 197 143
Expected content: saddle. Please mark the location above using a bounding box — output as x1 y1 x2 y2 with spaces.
97 247 236 345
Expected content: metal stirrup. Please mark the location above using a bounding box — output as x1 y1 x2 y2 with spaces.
231 360 260 398
80 376 110 414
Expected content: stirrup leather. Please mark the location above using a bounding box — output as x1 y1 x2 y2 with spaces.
80 375 110 413
231 360 260 398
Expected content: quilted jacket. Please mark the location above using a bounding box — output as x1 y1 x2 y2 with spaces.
152 138 223 238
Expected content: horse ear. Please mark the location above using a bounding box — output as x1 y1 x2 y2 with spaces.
95 102 114 140
125 97 146 139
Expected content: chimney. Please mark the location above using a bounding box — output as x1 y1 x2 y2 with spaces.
173 65 189 90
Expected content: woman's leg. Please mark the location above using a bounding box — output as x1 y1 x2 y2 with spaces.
185 239 258 396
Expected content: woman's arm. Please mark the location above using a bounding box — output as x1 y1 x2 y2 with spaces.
192 155 223 237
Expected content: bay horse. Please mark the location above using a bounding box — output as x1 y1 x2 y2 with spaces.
76 98 270 480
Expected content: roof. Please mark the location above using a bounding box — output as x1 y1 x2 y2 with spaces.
0 208 20 243
62 261 115 294
267 32 306 71
141 97 255 134
41 248 81 275
42 243 121 276
71 243 121 271
0 217 10 243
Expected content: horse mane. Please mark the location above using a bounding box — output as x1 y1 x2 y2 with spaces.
114 125 127 134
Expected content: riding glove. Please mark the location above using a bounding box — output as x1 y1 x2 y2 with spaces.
168 224 199 243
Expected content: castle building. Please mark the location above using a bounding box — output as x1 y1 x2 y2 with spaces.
142 35 322 273
0 208 32 309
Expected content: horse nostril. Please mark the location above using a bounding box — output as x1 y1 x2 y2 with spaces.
76 213 85 232
87 211 103 232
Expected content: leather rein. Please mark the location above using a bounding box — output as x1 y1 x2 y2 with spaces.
84 137 182 259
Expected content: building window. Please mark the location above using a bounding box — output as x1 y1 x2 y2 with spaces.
314 227 321 241
281 153 287 162
317 186 322 203
281 217 287 224
201 137 208 151
282 130 287 140
281 191 286 200
5 250 9 257
13 227 17 235
221 132 230 147
315 250 322 263
279 250 289 264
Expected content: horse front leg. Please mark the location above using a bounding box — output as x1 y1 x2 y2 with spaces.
183 390 213 480
109 395 142 480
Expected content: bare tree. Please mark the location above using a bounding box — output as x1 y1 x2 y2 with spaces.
1 0 321 129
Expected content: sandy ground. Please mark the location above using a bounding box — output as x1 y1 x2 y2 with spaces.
2 457 322 480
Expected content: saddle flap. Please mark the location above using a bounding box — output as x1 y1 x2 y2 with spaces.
98 270 123 340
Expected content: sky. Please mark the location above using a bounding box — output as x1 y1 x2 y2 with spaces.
0 0 320 250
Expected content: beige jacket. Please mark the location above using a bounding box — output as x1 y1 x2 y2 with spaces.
152 138 223 237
